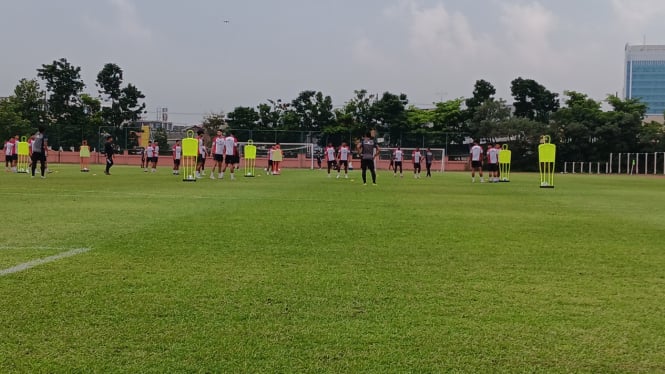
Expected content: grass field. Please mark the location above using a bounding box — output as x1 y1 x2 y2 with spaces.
1 164 665 373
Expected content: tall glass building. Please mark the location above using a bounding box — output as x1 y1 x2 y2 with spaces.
624 44 665 115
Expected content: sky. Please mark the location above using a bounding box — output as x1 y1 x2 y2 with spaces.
2 0 665 125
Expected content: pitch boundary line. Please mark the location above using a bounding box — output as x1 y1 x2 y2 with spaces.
0 248 91 277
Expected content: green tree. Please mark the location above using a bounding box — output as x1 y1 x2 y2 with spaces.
502 116 548 171
153 128 168 154
468 98 512 143
511 77 559 123
601 95 647 154
465 79 496 113
342 89 378 135
550 91 604 161
227 106 260 140
96 63 146 128
37 58 86 148
430 98 466 145
13 78 46 128
638 121 665 152
80 94 104 146
201 112 227 138
0 97 31 141
290 90 335 132
372 92 408 145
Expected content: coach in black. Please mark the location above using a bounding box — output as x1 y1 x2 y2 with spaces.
31 126 48 178
104 136 114 175
357 132 379 186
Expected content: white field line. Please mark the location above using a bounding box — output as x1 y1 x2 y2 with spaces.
0 248 91 277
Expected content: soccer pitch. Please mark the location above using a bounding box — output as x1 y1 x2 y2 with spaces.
1 165 664 372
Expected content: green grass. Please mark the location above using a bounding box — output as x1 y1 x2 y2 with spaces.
1 164 665 373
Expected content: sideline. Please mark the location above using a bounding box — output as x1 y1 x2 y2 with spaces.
0 248 91 277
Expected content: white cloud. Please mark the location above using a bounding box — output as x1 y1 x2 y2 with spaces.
399 1 497 66
83 0 152 44
351 36 399 73
499 2 558 68
611 0 665 28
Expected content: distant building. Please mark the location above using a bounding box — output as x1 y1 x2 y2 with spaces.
133 119 174 131
624 44 665 116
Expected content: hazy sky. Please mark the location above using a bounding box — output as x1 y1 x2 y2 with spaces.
2 0 665 125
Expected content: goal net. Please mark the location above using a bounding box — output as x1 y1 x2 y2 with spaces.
238 142 316 169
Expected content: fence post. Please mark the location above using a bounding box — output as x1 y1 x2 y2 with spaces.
609 153 613 174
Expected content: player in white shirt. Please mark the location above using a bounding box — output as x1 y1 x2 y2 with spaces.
486 143 499 182
393 147 404 177
151 142 160 172
336 142 351 179
469 141 484 183
324 143 336 177
220 132 238 180
210 130 225 179
412 147 423 179
4 137 14 172
144 142 155 172
267 144 274 175
172 140 182 175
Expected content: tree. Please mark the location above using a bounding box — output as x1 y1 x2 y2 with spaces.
37 58 86 148
96 63 146 128
430 98 466 146
550 91 604 161
153 128 168 154
601 95 647 154
0 97 30 141
638 121 665 152
80 94 104 146
201 112 226 139
290 90 335 132
510 77 559 123
468 98 512 143
372 92 408 145
13 78 46 128
227 106 260 139
342 89 378 135
465 79 496 112
502 116 548 171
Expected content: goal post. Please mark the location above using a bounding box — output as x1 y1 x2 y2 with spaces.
236 142 316 170
378 147 447 173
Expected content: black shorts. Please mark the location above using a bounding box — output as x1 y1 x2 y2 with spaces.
152 157 158 164
225 155 238 164
339 160 348 167
213 154 224 162
174 159 181 166
197 154 204 164
9 154 18 162
471 160 482 169
31 152 46 163
488 163 498 172
327 160 335 168
394 161 402 167
413 163 421 169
